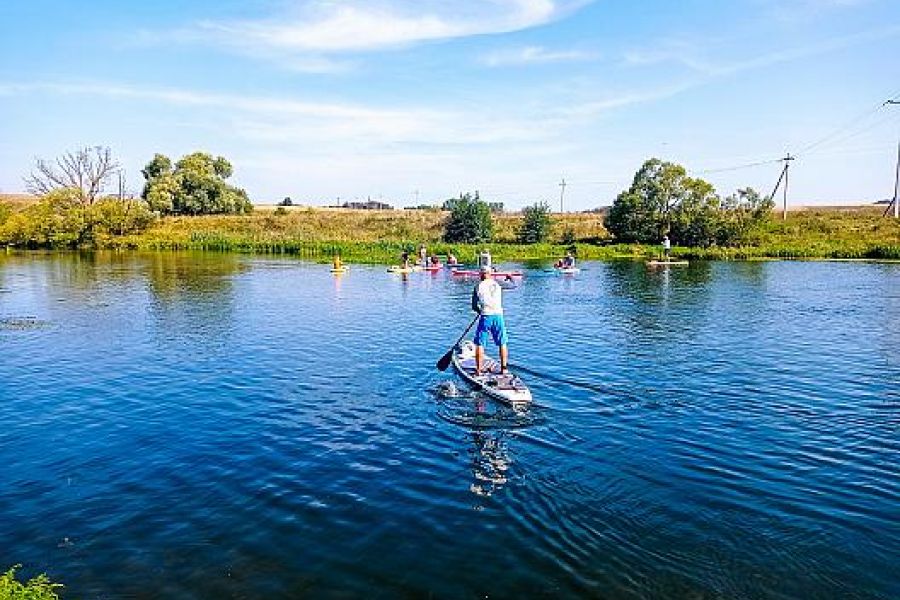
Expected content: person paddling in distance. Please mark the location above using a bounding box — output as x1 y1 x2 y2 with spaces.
471 265 509 376
447 251 458 266
563 251 575 268
401 249 411 269
418 244 428 267
662 234 672 260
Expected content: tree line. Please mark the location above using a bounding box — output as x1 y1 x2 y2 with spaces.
0 147 251 247
443 158 773 247
1 148 774 250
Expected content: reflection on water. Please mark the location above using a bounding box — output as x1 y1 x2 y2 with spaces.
0 253 898 599
468 410 511 501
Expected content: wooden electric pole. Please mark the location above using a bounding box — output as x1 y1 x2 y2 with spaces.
781 154 794 220
767 154 794 220
559 177 567 213
885 100 899 218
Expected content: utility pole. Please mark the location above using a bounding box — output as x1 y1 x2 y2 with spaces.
117 170 125 201
886 100 899 218
782 154 794 220
559 177 567 213
767 154 794 220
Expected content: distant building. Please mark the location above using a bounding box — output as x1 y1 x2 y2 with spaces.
341 200 393 210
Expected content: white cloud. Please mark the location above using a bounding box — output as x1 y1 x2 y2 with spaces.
0 80 563 148
154 0 589 66
623 24 900 78
481 45 599 67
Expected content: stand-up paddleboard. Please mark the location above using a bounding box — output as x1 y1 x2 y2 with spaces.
330 267 349 274
452 341 532 408
646 259 689 267
387 265 422 274
555 267 580 274
422 264 443 272
451 269 523 278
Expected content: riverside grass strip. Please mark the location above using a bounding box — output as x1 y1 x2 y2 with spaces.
2 203 899 261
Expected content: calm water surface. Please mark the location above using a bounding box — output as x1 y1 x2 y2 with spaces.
0 252 898 599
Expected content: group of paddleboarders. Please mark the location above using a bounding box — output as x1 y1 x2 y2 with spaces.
397 245 461 269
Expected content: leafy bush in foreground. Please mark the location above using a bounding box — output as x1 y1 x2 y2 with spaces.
0 565 63 600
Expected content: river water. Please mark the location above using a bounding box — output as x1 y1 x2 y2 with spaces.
0 252 897 599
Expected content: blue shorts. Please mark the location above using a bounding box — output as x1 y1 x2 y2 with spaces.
474 315 508 347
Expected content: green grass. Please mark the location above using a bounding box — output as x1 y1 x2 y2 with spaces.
3 202 899 262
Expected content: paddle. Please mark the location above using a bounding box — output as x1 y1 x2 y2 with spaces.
436 314 479 371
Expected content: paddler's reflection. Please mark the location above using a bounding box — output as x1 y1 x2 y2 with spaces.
468 400 511 499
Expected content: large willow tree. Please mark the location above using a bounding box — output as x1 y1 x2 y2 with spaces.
605 158 770 247
141 152 252 215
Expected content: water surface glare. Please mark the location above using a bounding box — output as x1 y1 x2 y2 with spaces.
1 252 898 599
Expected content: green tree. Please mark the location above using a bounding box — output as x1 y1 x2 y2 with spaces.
92 197 155 236
517 202 552 244
606 158 725 246
443 192 493 243
718 187 774 244
141 152 252 215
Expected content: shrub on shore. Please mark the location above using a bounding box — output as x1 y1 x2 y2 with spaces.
443 193 494 243
517 202 552 244
0 188 154 248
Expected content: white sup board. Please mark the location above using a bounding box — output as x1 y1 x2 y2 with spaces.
452 341 532 408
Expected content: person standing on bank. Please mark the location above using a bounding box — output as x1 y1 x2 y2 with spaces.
471 265 509 375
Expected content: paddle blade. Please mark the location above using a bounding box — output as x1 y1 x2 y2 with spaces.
436 349 453 371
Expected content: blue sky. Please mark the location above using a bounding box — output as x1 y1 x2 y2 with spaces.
1 0 898 209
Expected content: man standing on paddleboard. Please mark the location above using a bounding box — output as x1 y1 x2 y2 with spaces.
471 265 509 376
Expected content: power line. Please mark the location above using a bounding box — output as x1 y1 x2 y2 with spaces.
796 94 896 156
693 158 783 175
802 110 900 158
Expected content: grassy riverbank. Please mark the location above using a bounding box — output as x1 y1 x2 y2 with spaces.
119 205 900 262
3 197 900 261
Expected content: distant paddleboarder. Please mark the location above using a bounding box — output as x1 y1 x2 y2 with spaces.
471 265 509 376
662 235 672 260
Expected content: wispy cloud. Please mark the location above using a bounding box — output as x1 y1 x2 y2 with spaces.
623 24 900 77
758 0 874 22
481 45 599 67
622 39 715 74
0 80 562 148
145 0 591 69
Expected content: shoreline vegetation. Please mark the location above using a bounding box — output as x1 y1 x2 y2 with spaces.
3 151 899 263
2 198 899 263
